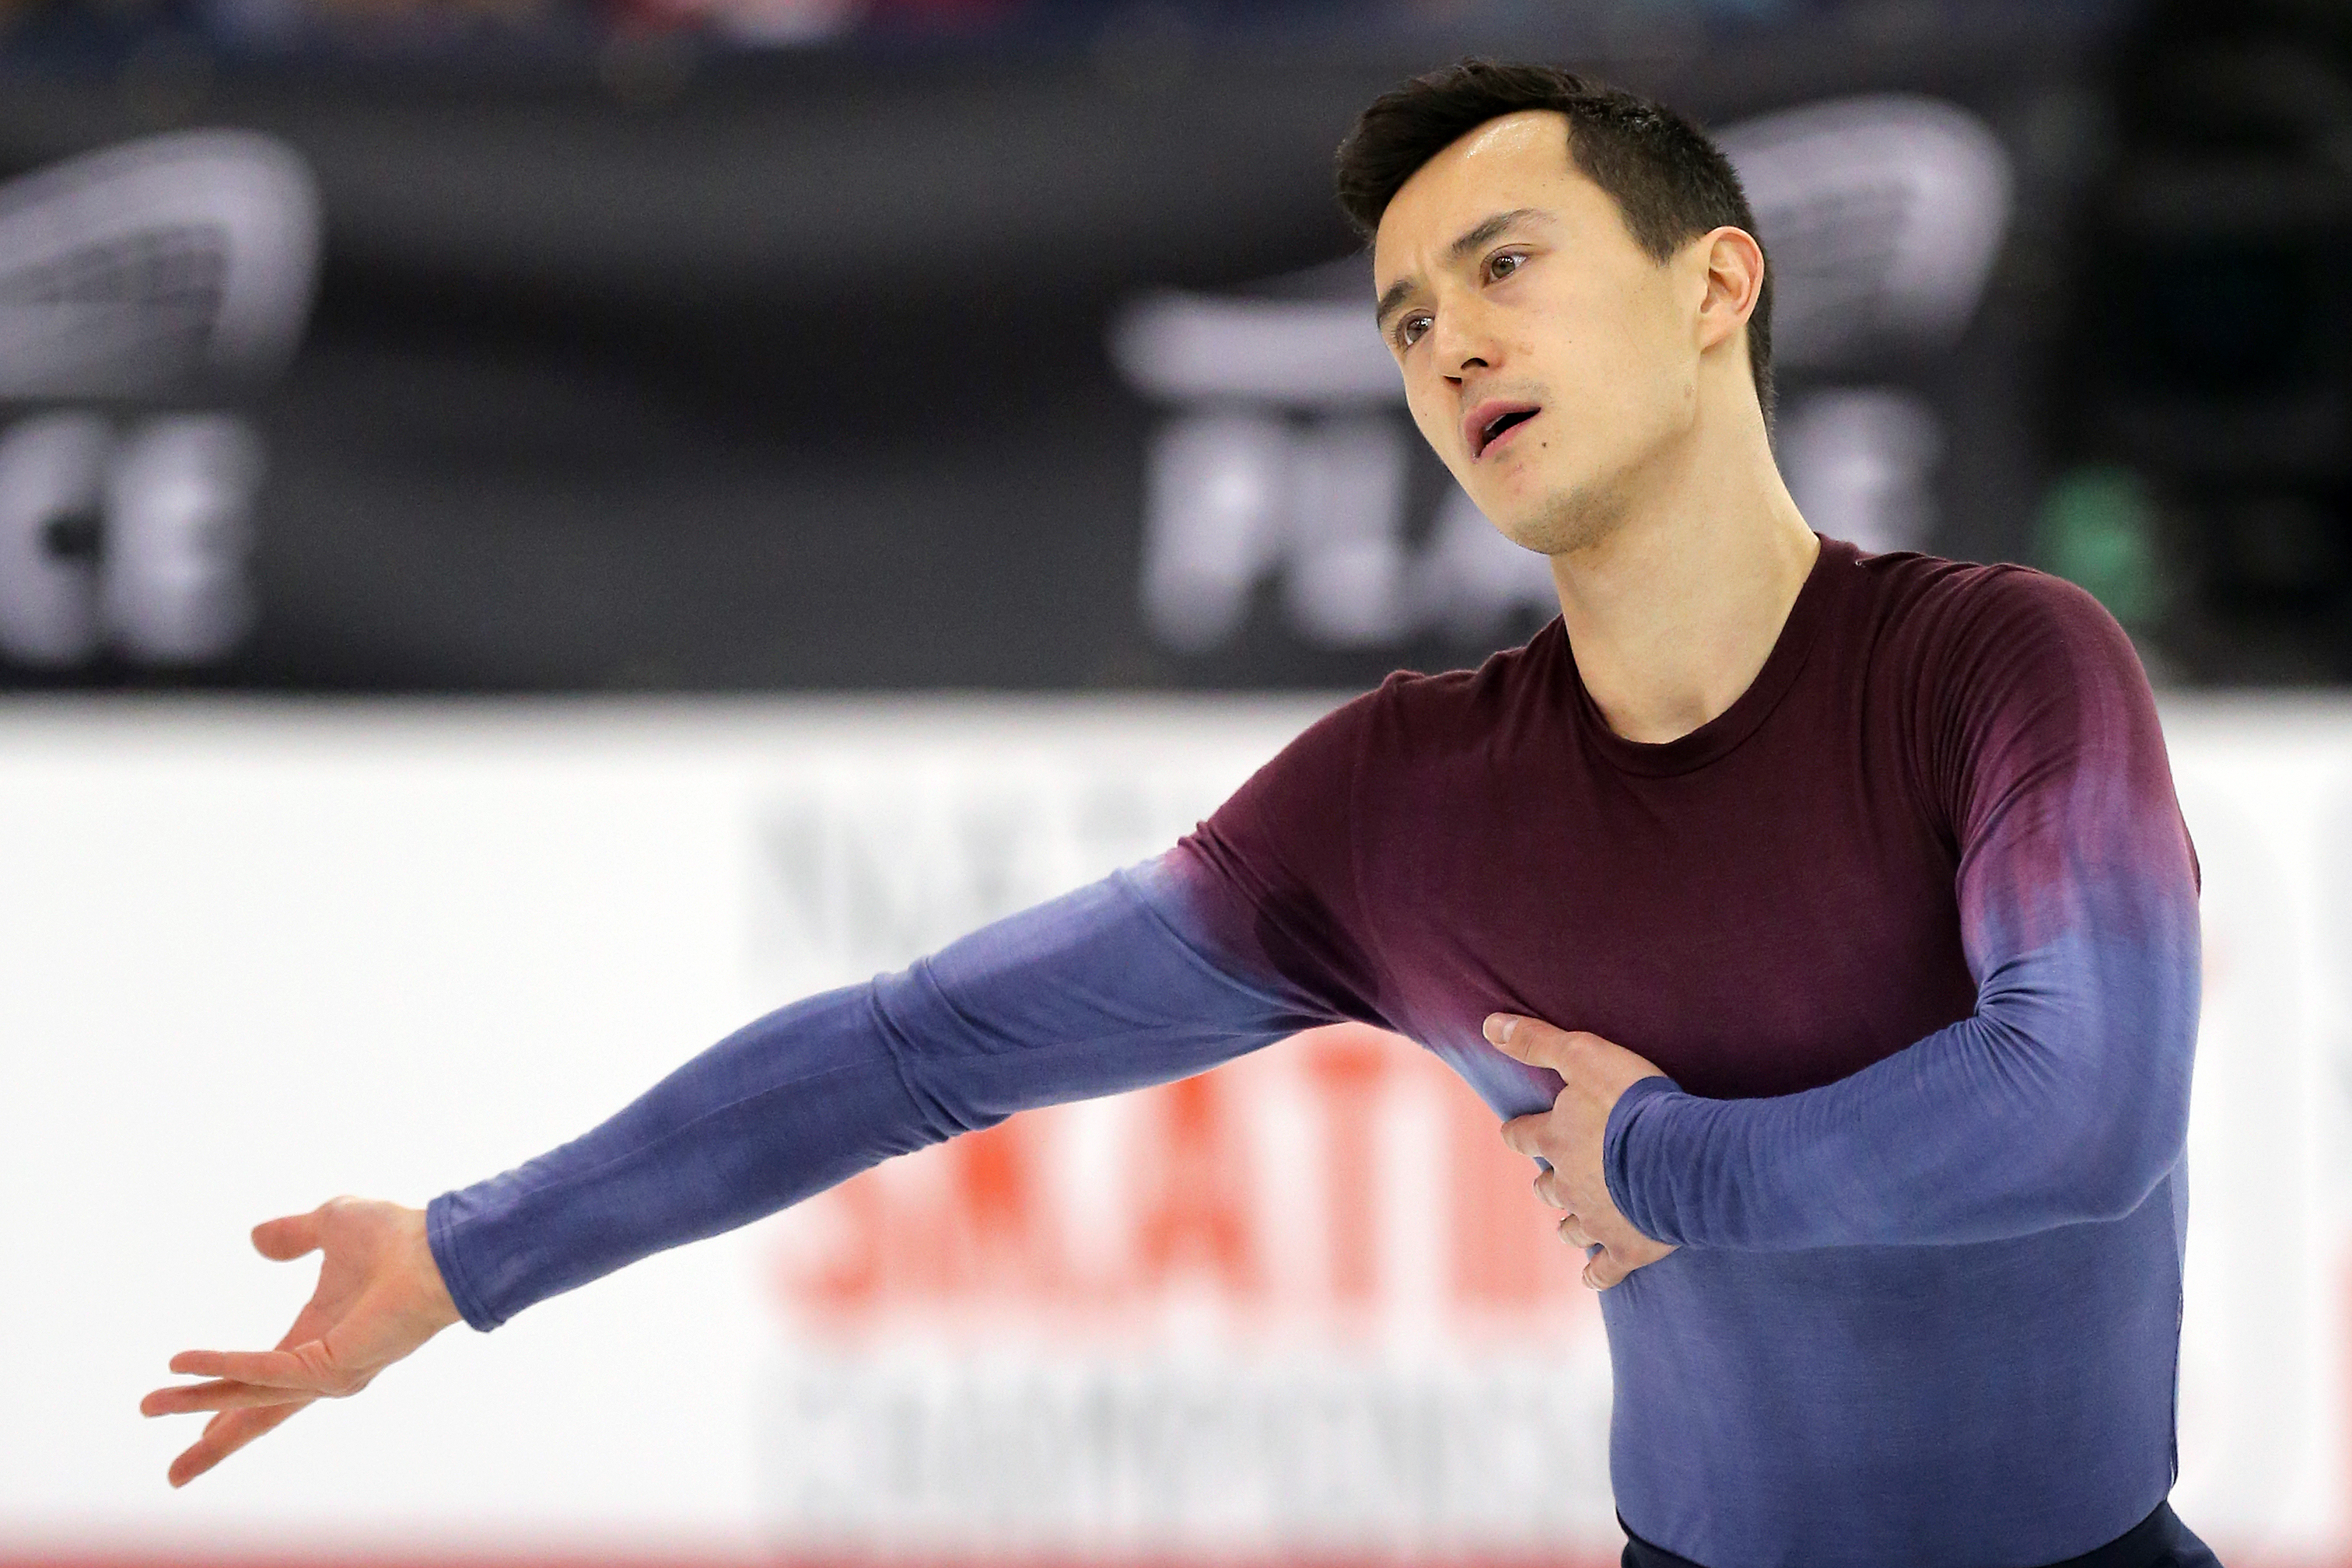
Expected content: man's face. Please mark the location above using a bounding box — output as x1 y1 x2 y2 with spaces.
1373 110 1703 555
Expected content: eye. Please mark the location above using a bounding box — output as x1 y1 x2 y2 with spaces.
1486 250 1526 282
1396 311 1433 349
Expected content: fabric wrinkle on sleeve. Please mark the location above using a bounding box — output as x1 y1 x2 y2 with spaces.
1601 570 2203 1251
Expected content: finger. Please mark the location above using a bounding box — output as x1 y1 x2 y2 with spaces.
1500 1114 1533 1157
251 1206 328 1262
1532 1168 1565 1209
167 1399 310 1488
1583 1247 1630 1291
142 1379 315 1417
166 1346 332 1391
1483 1013 1577 1072
1500 1113 1548 1158
1557 1213 1595 1249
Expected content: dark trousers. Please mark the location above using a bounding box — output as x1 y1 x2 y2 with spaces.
1621 1502 2224 1568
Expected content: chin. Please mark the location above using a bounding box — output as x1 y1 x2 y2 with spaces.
1500 479 1629 558
1486 513 1556 555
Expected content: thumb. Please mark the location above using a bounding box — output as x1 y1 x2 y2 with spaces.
1483 1013 1573 1073
251 1206 326 1262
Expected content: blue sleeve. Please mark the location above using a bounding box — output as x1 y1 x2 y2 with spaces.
1601 576 2203 1251
425 856 1335 1330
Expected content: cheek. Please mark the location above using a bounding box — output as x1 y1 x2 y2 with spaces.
1566 323 1687 444
1559 304 1649 389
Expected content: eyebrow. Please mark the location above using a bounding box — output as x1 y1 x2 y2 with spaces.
1373 207 1548 331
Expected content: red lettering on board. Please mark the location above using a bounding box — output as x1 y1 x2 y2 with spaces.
775 1027 1589 1330
1303 1027 1388 1304
1132 1070 1260 1296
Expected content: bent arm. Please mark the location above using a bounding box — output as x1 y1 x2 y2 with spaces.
1602 576 2202 1252
1603 908 2197 1250
428 856 1335 1329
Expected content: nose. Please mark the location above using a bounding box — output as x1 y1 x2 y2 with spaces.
1431 296 1500 384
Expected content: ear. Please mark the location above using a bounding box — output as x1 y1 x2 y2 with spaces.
1694 226 1765 355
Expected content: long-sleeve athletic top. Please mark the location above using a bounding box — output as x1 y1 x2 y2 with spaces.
429 537 2203 1568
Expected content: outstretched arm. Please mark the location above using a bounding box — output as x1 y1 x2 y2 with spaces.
144 852 1349 1479
1598 576 2201 1251
426 857 1333 1328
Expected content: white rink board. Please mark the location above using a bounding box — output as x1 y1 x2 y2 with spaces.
0 695 2341 1563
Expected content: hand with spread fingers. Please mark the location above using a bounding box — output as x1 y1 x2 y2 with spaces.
140 1197 464 1487
1486 1013 1678 1290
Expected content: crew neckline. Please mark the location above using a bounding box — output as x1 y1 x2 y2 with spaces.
1565 534 1850 779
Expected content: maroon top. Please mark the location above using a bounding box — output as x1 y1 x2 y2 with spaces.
1183 536 2007 1098
1167 536 2202 1566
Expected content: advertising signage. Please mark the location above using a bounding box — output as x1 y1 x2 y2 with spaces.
0 12 2092 691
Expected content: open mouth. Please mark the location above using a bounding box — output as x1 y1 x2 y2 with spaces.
1470 404 1540 460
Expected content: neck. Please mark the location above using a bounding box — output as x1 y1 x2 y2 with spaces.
1549 397 1818 746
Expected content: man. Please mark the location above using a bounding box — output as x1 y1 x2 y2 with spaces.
144 61 2214 1568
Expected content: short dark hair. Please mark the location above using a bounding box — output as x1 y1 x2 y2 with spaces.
1335 59 1775 429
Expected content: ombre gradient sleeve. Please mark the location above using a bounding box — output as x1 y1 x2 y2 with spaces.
1601 572 2202 1251
427 852 1356 1330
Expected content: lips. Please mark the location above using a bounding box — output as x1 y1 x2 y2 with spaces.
1464 400 1542 460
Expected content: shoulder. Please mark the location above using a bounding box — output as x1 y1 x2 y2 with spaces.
1346 620 1573 766
1847 546 2098 631
1219 623 1567 828
1843 548 2141 699
1839 548 2168 832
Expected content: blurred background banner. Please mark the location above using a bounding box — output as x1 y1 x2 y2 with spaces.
0 696 2344 1566
0 0 2340 691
